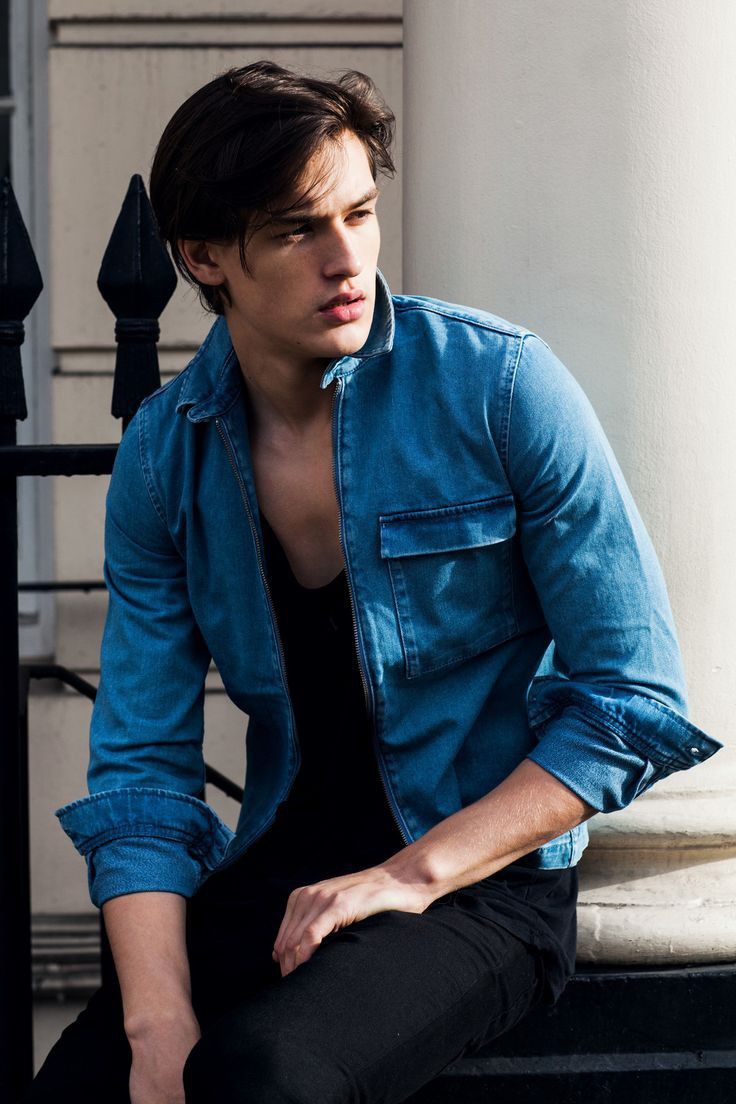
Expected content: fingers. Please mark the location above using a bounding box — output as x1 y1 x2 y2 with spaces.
273 884 310 974
273 883 341 977
270 865 418 977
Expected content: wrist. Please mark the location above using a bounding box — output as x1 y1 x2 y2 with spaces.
124 996 197 1043
382 841 452 900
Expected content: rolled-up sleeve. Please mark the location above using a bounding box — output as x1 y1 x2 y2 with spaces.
57 787 234 908
506 333 722 811
55 400 234 907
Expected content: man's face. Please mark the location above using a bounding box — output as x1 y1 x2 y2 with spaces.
205 130 381 370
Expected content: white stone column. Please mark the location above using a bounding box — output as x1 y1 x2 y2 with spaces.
403 0 736 964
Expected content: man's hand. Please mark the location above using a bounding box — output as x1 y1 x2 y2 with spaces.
128 1006 202 1104
272 864 437 976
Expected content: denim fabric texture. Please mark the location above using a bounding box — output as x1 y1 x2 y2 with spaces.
55 269 722 907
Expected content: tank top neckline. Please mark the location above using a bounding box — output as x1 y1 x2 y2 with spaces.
260 512 346 594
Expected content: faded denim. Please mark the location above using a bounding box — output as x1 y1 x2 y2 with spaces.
56 270 722 907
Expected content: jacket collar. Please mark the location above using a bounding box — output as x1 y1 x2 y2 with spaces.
175 268 395 423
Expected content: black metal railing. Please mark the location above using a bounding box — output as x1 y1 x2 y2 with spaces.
0 172 242 1100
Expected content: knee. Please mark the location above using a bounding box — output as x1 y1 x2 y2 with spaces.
183 1022 348 1104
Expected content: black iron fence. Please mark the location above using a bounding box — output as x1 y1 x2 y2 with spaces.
0 172 242 1100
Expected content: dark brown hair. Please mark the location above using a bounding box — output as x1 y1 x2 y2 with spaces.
149 60 396 315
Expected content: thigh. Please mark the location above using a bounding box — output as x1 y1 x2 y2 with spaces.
183 892 544 1104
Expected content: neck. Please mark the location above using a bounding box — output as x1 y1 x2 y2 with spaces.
226 317 335 436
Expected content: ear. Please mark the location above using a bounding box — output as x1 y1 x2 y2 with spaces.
177 239 228 287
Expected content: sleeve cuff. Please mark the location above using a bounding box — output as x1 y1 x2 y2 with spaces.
526 678 723 812
55 786 235 908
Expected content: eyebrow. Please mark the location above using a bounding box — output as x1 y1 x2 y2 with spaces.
271 186 380 226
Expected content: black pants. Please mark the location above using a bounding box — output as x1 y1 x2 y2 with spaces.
28 856 573 1104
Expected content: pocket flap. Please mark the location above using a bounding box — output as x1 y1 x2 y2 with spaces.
379 495 517 559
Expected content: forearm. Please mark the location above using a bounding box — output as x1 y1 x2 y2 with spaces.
383 759 596 897
271 759 596 976
102 891 194 1039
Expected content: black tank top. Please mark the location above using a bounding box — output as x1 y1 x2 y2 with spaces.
235 511 405 881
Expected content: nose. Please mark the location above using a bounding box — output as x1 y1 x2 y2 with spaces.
321 222 363 280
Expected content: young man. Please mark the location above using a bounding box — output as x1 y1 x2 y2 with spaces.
32 62 720 1103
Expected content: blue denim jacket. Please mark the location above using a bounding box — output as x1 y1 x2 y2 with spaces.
56 270 722 908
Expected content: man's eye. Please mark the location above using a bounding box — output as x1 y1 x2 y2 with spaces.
280 224 312 241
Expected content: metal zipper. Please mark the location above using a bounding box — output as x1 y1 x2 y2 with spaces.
214 415 301 808
329 378 411 846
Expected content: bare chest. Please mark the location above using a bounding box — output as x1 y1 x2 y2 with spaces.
249 429 344 589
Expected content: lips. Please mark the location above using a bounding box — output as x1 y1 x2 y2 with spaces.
319 291 365 311
318 293 367 325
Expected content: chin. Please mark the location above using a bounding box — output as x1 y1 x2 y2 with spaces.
334 338 369 358
329 322 374 357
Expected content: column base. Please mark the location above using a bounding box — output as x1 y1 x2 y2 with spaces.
576 752 736 965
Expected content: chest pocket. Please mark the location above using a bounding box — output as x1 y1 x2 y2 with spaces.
379 495 518 679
